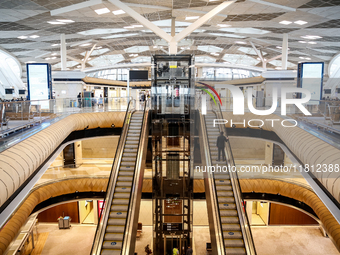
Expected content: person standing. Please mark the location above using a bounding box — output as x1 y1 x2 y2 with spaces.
186 246 193 255
173 247 179 255
77 92 82 108
216 132 228 161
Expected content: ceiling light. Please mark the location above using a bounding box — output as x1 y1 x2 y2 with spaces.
88 58 92 60
48 21 65 25
299 57 306 59
56 19 75 23
298 41 307 43
294 20 307 25
275 67 282 70
301 35 322 40
80 43 91 47
133 24 143 28
51 53 57 56
153 46 158 48
30 35 39 38
17 36 28 39
95 8 110 15
308 41 317 44
95 46 102 49
305 57 311 60
51 57 57 59
235 41 247 44
124 26 134 29
51 44 59 46
279 20 292 25
26 61 36 63
276 46 282 49
217 24 231 27
185 16 199 20
45 57 50 60
112 10 125 15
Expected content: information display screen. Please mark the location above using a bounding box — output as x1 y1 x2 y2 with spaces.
297 62 324 105
27 63 52 109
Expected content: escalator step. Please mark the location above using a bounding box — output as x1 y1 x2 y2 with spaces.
217 191 234 197
120 161 135 166
121 157 136 162
109 212 127 218
219 203 236 210
123 153 137 157
125 145 138 149
224 239 244 247
118 176 133 182
106 226 124 232
220 209 238 217
108 218 125 225
104 233 124 241
101 249 121 255
216 184 232 190
116 182 131 186
119 171 134 176
120 166 133 171
222 224 241 231
219 197 235 203
110 205 128 211
113 193 130 199
112 199 129 205
223 231 243 239
102 241 122 249
115 187 131 193
224 247 246 255
221 216 239 224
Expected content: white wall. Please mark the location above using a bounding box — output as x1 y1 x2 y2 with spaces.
53 82 84 99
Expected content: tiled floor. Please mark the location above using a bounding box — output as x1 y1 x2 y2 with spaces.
32 224 339 255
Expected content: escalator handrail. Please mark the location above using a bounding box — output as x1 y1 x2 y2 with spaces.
91 99 136 255
199 109 226 255
121 99 149 255
213 102 257 255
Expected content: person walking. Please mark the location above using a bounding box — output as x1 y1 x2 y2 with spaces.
186 246 193 255
77 92 82 108
173 247 179 255
216 132 228 161
145 244 152 255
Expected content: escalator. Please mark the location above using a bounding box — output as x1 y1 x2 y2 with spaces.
92 101 149 255
200 110 256 255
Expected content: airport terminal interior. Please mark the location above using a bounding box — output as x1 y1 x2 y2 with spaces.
1 0 340 255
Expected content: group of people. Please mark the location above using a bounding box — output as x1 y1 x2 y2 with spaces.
144 245 193 255
0 97 26 103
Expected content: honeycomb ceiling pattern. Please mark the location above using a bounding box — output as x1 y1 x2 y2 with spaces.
0 0 339 77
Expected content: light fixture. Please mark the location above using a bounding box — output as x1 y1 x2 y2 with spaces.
45 57 50 60
185 16 199 20
279 20 292 25
51 53 57 56
26 61 36 63
30 35 39 38
51 57 57 59
88 57 92 60
298 41 307 43
299 56 305 59
17 36 28 39
95 46 102 49
51 44 59 46
308 41 317 44
276 46 282 49
133 24 143 28
95 8 110 15
217 24 231 27
275 67 282 70
48 21 65 25
80 43 91 47
153 46 158 48
124 26 134 29
294 20 307 25
112 10 125 15
301 35 322 40
305 57 311 60
235 41 247 44
57 19 75 23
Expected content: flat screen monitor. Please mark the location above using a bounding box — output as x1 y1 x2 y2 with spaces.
297 62 324 105
324 89 331 94
27 63 52 109
129 70 148 81
19 90 26 95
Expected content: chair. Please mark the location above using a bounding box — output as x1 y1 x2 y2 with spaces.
136 222 143 238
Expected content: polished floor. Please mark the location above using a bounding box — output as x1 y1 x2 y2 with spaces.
32 224 339 255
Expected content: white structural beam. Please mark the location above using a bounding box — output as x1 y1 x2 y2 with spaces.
35 51 51 59
84 43 97 63
173 1 235 43
125 3 171 10
266 54 283 63
248 0 296 12
51 0 102 16
249 41 263 61
108 0 172 42
60 34 67 71
282 33 288 70
67 56 82 64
